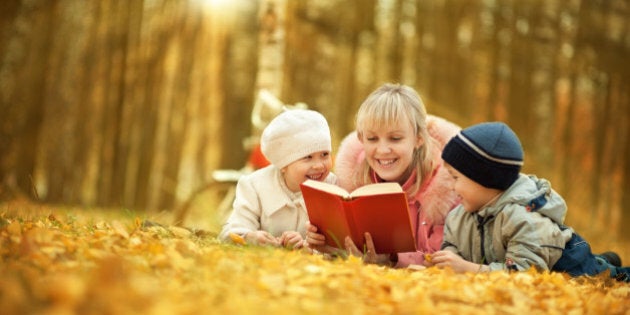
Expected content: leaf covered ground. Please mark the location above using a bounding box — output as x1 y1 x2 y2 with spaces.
1 201 629 315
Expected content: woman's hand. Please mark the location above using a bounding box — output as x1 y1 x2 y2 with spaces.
425 250 481 273
345 232 392 266
245 231 280 247
279 231 303 249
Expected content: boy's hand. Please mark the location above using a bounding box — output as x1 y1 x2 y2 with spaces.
426 250 481 273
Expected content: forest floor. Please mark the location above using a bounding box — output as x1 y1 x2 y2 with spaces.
1 199 629 315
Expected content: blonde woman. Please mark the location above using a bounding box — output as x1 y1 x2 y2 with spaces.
306 83 461 267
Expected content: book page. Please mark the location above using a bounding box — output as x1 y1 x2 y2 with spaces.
301 180 350 197
349 182 403 198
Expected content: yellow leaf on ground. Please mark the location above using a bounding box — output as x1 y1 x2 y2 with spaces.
229 233 247 245
111 220 129 239
7 220 21 237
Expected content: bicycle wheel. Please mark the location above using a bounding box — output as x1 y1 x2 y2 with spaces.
173 180 236 232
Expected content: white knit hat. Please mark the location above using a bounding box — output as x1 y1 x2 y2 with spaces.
261 109 332 169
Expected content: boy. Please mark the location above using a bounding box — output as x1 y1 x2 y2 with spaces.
425 122 629 281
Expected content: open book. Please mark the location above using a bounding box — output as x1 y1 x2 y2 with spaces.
300 180 417 254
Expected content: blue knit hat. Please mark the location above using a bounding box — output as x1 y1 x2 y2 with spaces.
441 122 524 190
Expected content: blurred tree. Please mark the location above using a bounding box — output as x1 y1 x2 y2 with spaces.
0 0 628 241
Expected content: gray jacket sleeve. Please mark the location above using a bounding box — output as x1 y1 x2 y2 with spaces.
440 207 466 254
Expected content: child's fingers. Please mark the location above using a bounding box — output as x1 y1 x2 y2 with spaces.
306 230 326 244
428 251 445 264
305 221 318 232
260 232 280 246
288 237 303 249
281 232 301 247
429 251 458 268
423 253 433 265
279 231 291 242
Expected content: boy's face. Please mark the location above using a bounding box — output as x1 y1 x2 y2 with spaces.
359 122 423 185
445 164 502 213
282 150 333 192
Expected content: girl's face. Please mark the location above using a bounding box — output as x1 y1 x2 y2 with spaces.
359 122 423 185
282 150 333 192
445 164 501 212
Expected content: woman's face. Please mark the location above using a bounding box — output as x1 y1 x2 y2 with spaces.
359 122 423 185
282 150 333 192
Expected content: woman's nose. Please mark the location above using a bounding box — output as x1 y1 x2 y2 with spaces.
376 142 391 153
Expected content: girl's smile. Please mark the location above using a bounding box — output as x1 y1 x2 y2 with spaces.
282 151 332 192
305 172 326 181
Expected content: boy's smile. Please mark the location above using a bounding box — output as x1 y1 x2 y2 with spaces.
445 164 502 212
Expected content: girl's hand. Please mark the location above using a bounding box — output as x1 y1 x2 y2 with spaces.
345 232 392 266
426 250 481 273
304 221 345 255
245 231 280 247
305 221 326 245
279 231 303 249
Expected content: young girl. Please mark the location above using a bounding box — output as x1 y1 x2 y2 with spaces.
305 83 461 267
219 109 336 249
428 121 629 281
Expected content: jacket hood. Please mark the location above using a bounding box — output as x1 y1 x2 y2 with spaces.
483 174 567 225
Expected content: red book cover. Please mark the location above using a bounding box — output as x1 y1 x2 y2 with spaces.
300 180 417 254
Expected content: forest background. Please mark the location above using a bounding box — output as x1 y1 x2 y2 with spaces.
1 0 629 260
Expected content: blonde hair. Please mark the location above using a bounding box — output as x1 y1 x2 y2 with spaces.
355 83 434 195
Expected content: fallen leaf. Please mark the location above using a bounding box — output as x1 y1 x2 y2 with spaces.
229 233 247 245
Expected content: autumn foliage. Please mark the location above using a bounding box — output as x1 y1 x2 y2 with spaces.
1 201 629 315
